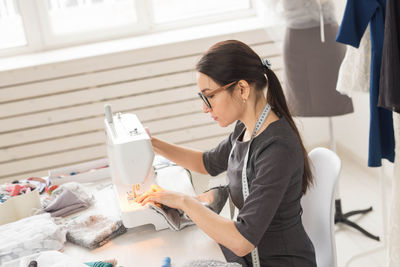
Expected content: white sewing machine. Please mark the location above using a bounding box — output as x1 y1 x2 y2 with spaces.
104 104 195 231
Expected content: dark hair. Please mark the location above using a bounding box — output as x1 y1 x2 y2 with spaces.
196 40 313 194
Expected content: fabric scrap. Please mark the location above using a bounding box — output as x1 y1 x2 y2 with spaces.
66 214 126 249
84 261 115 267
18 250 87 267
148 204 194 231
42 182 93 217
198 186 229 215
0 213 66 264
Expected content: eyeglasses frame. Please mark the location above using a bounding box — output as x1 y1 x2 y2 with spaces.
197 81 237 109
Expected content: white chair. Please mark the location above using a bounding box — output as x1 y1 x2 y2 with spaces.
301 147 340 267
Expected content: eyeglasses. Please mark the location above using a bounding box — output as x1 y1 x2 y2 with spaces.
197 81 237 109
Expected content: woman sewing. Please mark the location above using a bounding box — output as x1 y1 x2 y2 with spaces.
137 40 317 267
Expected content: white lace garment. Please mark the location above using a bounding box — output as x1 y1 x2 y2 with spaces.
336 26 371 96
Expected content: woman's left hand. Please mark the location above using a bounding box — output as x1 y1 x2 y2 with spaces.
136 184 186 210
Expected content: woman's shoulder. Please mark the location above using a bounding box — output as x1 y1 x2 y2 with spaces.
231 117 301 151
256 117 302 154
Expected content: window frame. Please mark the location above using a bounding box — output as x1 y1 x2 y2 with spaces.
0 0 258 58
34 0 152 49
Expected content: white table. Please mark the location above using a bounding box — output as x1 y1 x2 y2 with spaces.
64 224 224 267
63 168 225 267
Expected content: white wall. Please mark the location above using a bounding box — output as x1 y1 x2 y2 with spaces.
295 92 370 165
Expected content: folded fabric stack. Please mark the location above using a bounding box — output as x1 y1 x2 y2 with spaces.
0 213 67 264
66 214 126 249
41 182 93 217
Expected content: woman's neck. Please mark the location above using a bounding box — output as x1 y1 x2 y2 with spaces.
241 99 278 142
242 98 267 137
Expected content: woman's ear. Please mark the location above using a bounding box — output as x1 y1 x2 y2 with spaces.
238 80 250 101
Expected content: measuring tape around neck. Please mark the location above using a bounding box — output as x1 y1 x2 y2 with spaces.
242 103 271 267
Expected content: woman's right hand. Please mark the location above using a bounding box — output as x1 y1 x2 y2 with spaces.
136 184 188 210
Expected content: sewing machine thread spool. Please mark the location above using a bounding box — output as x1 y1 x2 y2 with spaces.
104 104 117 137
161 257 171 267
104 104 113 124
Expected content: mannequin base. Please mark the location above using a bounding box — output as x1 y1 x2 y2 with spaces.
334 199 380 241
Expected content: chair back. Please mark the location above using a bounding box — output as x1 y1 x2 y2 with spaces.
301 147 340 267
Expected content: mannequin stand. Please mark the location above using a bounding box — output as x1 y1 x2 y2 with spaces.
334 199 379 241
329 118 380 241
345 167 388 267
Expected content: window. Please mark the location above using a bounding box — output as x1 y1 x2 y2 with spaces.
45 0 138 35
152 0 251 24
0 0 26 50
0 0 254 57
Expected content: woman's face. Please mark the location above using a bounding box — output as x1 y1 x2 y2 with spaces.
196 72 242 127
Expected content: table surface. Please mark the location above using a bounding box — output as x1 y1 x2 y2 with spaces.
64 223 225 267
63 167 225 267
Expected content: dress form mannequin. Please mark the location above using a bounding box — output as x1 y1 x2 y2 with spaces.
282 2 353 116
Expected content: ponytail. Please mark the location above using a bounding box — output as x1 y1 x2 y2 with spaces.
265 68 313 194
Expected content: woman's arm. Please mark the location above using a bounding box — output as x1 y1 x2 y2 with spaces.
181 196 255 257
151 136 208 175
137 189 254 257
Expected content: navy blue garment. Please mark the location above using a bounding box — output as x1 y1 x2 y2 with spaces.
336 0 395 167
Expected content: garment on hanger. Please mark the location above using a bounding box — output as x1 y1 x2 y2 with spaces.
388 114 400 266
379 0 400 113
336 0 394 167
282 0 335 25
284 23 353 117
261 0 336 42
382 0 400 263
336 26 371 97
281 0 335 36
